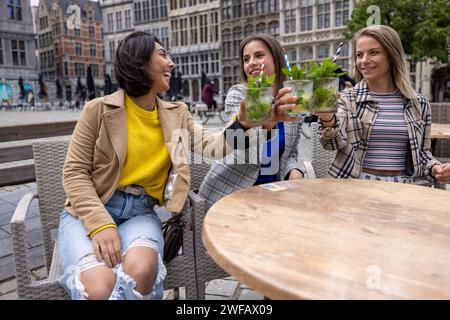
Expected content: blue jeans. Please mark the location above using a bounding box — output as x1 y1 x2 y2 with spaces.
58 190 166 300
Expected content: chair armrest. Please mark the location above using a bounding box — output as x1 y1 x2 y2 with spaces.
10 191 39 293
302 160 316 178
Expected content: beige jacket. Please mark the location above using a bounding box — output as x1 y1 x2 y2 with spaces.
63 89 232 235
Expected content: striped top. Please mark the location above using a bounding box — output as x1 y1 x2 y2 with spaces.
362 91 408 171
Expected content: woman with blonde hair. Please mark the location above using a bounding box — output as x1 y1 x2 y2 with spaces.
315 25 450 184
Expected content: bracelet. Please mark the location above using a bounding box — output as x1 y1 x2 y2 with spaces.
88 223 117 238
321 114 336 123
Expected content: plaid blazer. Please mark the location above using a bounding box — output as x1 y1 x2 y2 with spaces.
199 84 303 211
319 80 440 180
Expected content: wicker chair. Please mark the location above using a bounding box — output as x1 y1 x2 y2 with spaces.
304 122 336 178
10 139 198 299
188 158 229 299
430 103 450 164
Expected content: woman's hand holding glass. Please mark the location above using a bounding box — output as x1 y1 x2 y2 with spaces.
237 87 300 129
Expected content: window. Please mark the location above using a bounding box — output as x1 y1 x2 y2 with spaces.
171 20 179 47
300 46 313 61
7 0 22 21
244 25 254 38
232 27 241 58
317 44 330 59
11 40 26 66
64 62 69 76
76 43 82 56
223 66 232 93
141 0 149 21
284 0 297 34
75 28 81 37
180 17 188 46
116 11 122 30
200 14 208 43
335 42 349 57
256 23 266 34
0 39 3 65
171 0 177 10
160 0 168 18
317 0 331 29
222 0 232 20
40 16 49 30
222 29 231 58
268 0 278 11
125 9 132 29
210 12 218 42
190 16 198 45
160 27 170 50
134 2 141 23
53 22 61 35
109 41 115 61
211 52 219 74
89 26 95 38
107 13 114 31
268 21 279 37
91 64 99 77
232 2 241 18
54 42 59 55
244 0 254 16
151 0 158 19
300 0 313 32
256 0 265 15
335 0 350 27
286 49 297 64
75 63 85 77
90 44 96 57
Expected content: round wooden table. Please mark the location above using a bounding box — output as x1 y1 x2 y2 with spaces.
202 179 450 299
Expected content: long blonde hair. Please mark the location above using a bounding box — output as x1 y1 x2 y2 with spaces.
352 25 418 104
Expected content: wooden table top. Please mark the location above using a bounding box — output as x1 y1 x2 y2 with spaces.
431 123 450 140
202 179 450 299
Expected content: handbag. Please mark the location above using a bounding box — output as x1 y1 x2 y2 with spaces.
162 214 184 263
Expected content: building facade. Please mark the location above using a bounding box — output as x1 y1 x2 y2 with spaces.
0 0 39 105
101 0 135 84
280 0 355 78
35 0 104 102
221 0 281 93
169 0 221 103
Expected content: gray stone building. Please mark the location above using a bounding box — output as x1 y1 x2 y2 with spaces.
169 0 221 103
221 0 280 93
280 0 355 78
0 0 39 106
101 0 135 85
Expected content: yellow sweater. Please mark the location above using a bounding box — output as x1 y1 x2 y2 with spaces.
118 95 171 205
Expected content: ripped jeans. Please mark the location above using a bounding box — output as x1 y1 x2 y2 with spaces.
57 190 166 300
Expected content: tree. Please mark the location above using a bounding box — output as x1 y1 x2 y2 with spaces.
345 0 450 63
86 65 95 100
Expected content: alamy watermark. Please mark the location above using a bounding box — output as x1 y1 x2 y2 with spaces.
66 4 81 30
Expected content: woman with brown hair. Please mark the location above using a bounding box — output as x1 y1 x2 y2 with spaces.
199 33 305 211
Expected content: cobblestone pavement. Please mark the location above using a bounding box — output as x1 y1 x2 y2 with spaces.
0 109 313 300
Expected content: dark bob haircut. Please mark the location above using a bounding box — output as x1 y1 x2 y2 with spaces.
114 31 162 97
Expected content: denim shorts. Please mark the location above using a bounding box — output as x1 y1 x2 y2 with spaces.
58 190 166 300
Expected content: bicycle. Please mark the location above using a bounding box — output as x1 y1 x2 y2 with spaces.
192 102 229 125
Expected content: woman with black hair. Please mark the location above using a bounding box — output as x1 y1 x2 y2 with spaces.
57 31 297 300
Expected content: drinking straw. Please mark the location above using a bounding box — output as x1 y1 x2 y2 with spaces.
259 61 265 85
284 54 293 80
332 42 343 63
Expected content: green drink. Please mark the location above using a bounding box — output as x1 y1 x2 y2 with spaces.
282 80 313 117
244 86 273 122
